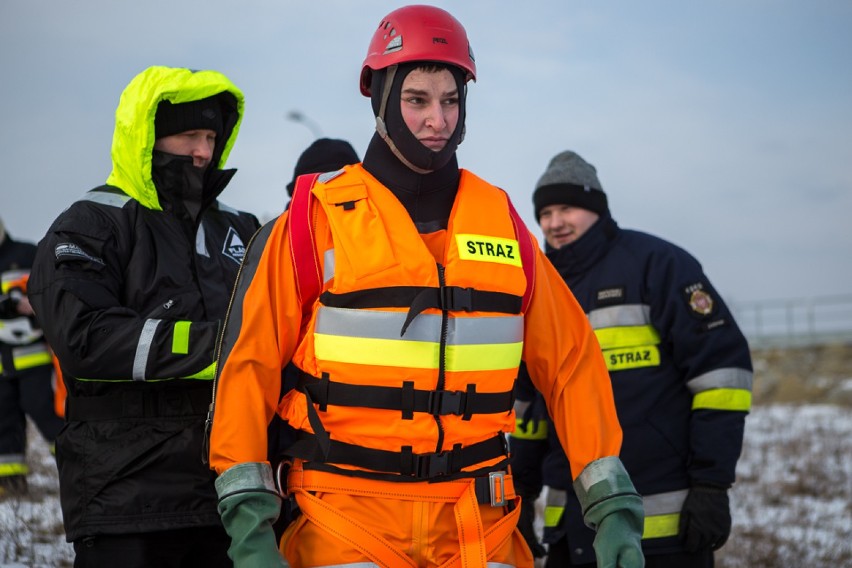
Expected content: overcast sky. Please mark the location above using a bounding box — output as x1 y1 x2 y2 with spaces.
2 1 850 308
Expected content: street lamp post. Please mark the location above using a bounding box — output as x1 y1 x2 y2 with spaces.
286 110 323 139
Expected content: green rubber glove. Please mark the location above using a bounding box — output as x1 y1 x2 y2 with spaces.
216 462 288 568
574 457 645 568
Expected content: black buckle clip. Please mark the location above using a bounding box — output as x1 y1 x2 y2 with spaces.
442 287 474 312
428 390 464 415
415 450 451 478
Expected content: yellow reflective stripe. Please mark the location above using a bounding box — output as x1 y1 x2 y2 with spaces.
315 333 438 368
593 325 660 350
602 345 660 371
13 351 53 370
643 512 680 539
693 388 752 411
455 234 522 267
172 321 191 355
511 418 548 440
446 342 522 371
184 361 217 380
544 505 564 528
0 463 29 476
314 333 522 372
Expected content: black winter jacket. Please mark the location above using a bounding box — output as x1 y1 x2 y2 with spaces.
28 67 259 541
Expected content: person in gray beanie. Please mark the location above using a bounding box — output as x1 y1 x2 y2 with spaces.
511 150 753 567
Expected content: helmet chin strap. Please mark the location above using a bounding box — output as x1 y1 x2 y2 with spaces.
374 64 435 175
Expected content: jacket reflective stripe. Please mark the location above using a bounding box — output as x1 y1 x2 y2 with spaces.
195 222 209 257
512 417 548 440
10 344 52 370
314 333 522 372
316 307 523 344
172 321 191 355
133 319 162 381
588 304 661 371
688 367 753 411
0 462 29 477
642 489 688 539
542 486 687 539
82 190 132 208
544 488 567 528
323 248 335 284
314 307 524 372
593 325 661 351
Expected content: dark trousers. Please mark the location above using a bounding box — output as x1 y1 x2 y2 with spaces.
0 363 63 454
545 537 715 568
73 527 233 568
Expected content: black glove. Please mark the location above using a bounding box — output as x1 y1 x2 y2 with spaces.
679 484 731 552
518 497 547 558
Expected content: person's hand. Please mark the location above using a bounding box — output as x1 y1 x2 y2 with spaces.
592 506 644 568
517 497 547 558
679 484 731 551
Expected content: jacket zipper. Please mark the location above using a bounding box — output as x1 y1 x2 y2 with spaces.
201 226 263 465
435 262 448 453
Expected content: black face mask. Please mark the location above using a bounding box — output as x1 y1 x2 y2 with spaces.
370 62 467 173
151 150 206 221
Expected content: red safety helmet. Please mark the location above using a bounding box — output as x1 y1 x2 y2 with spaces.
360 5 476 96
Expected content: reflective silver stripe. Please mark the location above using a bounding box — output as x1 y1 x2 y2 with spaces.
216 201 239 215
546 487 567 508
0 454 25 464
588 304 651 328
576 456 623 492
215 462 277 499
687 367 754 394
196 222 209 257
82 191 131 208
315 306 523 344
133 319 162 381
643 489 688 516
323 248 335 284
513 399 531 416
12 343 49 358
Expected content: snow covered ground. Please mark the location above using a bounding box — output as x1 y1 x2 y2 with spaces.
2 403 850 567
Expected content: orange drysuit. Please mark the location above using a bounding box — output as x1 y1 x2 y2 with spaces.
209 165 622 567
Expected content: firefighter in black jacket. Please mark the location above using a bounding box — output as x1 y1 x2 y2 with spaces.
0 217 64 497
28 66 260 567
510 151 753 568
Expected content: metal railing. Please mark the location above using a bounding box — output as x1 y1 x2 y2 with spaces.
730 294 852 348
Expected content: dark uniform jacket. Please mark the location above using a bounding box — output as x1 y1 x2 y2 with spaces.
510 214 752 562
28 67 259 541
1 235 51 374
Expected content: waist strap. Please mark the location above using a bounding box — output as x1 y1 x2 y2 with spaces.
299 371 514 420
286 432 510 480
65 387 211 421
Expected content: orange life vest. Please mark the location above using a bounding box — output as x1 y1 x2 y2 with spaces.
281 165 532 480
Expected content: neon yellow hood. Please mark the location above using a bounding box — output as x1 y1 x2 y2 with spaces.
105 66 245 211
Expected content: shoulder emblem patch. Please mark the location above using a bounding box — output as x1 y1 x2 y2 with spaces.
222 227 246 265
685 282 714 316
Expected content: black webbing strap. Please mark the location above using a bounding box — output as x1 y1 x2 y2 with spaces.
320 285 523 336
286 432 509 480
65 387 211 421
298 371 513 421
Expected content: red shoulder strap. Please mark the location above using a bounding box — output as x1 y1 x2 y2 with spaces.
288 173 322 310
506 196 536 313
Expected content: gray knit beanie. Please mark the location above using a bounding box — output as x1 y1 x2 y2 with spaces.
532 150 609 221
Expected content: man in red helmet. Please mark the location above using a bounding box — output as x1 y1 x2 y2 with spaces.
209 6 644 567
